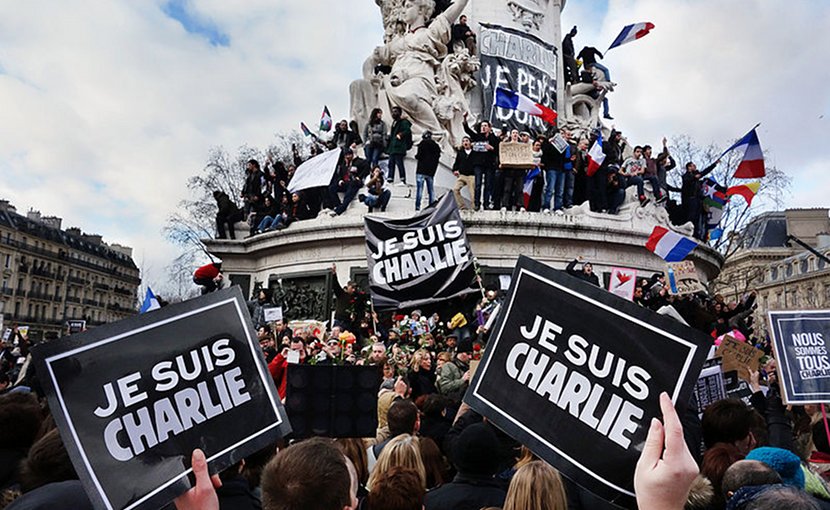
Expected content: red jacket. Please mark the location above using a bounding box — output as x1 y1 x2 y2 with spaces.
268 353 289 400
194 263 220 280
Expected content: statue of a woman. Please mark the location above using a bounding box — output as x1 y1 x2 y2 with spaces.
372 0 470 138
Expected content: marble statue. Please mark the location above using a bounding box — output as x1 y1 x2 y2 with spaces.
507 0 546 31
351 0 478 150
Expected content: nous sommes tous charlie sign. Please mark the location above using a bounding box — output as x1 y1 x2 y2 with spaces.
466 256 710 507
33 287 290 510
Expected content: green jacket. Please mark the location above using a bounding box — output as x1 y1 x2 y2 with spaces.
437 358 468 397
387 118 412 155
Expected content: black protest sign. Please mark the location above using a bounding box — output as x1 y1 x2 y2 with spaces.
769 309 830 404
695 364 727 415
465 256 711 508
285 364 381 438
478 23 558 133
32 287 291 510
364 193 477 311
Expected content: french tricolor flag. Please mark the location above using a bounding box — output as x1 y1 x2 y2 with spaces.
645 226 698 262
523 167 540 208
609 22 655 50
586 132 605 177
495 88 558 124
721 128 765 179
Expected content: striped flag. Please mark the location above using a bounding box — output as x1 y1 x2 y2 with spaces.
523 167 540 208
608 22 655 51
320 106 333 132
645 226 698 262
139 287 161 314
495 88 558 124
726 181 761 206
586 132 605 177
720 128 765 178
300 122 313 137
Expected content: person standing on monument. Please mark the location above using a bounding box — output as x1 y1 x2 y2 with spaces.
463 112 499 210
414 131 441 210
499 129 528 212
562 26 579 84
681 159 720 239
452 136 476 210
540 129 572 214
363 108 388 168
387 106 412 186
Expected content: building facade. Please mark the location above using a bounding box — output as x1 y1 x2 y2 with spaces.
0 200 141 341
714 209 830 339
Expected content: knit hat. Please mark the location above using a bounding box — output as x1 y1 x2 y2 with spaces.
746 447 805 489
457 338 474 354
452 423 500 476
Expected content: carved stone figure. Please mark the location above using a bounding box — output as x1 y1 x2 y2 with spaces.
507 0 546 31
350 0 477 151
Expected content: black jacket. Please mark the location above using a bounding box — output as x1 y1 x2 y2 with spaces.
337 156 372 183
424 474 506 510
216 476 262 510
415 139 442 176
463 121 499 167
566 259 601 286
681 161 718 201
453 149 476 176
215 191 241 217
577 46 604 66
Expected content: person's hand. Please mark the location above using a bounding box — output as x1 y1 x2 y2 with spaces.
484 143 493 151
765 358 778 386
174 449 221 510
749 366 762 393
634 392 698 510
453 171 459 177
577 255 584 262
462 370 471 382
662 136 668 147
394 376 407 397
396 133 402 140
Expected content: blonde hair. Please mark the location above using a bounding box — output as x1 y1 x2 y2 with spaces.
503 460 568 510
367 434 426 490
410 349 431 372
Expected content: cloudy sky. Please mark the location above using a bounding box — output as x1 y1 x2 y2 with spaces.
1 0 828 294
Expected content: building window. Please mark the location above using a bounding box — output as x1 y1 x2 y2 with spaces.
3 254 9 269
770 267 778 280
820 257 827 271
801 259 809 274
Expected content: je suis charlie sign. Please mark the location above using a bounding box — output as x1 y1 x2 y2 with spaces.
32 287 291 510
465 256 711 508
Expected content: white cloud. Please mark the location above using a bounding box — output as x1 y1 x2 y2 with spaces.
0 0 827 294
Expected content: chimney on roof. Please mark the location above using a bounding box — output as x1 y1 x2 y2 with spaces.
82 234 103 246
27 209 42 223
41 216 63 230
109 244 133 258
0 200 15 212
66 227 82 237
817 233 830 250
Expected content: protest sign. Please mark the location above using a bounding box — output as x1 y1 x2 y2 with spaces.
499 141 534 168
263 306 283 323
17 325 29 337
694 364 727 415
551 133 569 153
287 148 342 193
32 287 291 510
465 256 711 507
2 328 10 342
479 23 557 133
285 365 381 438
769 309 830 404
665 261 706 295
288 320 327 341
608 267 637 301
716 336 763 383
364 194 477 311
499 275 512 291
68 319 87 334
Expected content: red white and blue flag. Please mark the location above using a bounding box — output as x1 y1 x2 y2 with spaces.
586 132 605 177
495 88 558 125
645 226 698 262
608 22 655 50
720 127 765 178
523 167 540 208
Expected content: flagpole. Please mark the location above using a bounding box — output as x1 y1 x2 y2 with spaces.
716 122 762 161
488 87 499 125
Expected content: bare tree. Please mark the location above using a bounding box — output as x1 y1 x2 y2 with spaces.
164 132 310 258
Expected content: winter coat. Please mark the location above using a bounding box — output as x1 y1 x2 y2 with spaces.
387 118 413 155
363 120 388 148
424 474 506 510
452 149 476 176
415 139 442 176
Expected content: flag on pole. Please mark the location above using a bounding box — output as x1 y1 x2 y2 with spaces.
720 127 765 178
320 106 333 132
586 132 605 177
726 181 761 206
300 122 313 137
523 167 540 208
139 287 161 314
645 226 698 262
494 88 558 124
702 178 728 230
608 22 655 50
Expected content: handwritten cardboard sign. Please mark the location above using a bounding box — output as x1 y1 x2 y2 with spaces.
716 336 763 382
499 141 535 168
665 261 706 295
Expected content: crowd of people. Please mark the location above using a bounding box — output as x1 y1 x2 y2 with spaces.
214 108 721 243
2 252 829 510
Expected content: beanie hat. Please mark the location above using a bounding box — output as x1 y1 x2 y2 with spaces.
457 338 474 354
452 423 500 476
746 447 805 489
